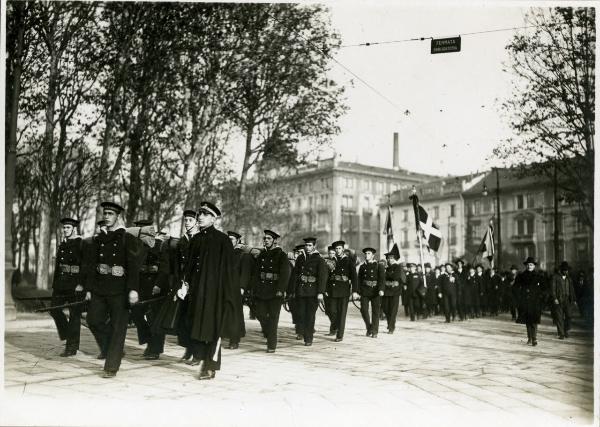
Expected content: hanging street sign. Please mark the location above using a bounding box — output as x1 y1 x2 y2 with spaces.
431 36 461 54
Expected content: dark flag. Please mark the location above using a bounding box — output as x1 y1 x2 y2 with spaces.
383 205 394 252
478 219 495 265
410 193 442 252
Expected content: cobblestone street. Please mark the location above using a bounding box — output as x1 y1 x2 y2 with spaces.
2 307 596 427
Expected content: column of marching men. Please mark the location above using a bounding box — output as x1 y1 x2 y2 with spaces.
47 200 583 380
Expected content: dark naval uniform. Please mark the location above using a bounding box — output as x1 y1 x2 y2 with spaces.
288 252 305 337
404 270 421 321
424 270 437 317
174 232 196 351
130 238 170 357
326 254 358 340
229 246 253 348
381 262 404 333
441 271 458 323
291 252 327 345
252 247 290 351
464 273 477 319
50 236 86 355
488 272 502 316
358 260 385 336
86 227 141 374
455 267 467 320
183 225 237 372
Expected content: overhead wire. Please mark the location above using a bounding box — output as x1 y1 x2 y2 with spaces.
340 22 565 48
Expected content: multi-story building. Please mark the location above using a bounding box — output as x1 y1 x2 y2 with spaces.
243 135 437 252
379 174 486 266
462 168 593 272
379 166 593 272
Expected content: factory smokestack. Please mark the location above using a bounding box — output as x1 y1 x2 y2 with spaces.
393 132 399 170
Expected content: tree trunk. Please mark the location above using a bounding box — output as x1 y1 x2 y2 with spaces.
238 121 254 200
35 204 51 290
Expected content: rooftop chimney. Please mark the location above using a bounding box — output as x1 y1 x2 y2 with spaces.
393 132 399 170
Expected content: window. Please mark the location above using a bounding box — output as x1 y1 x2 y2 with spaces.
403 209 409 222
342 195 354 209
527 193 535 209
391 184 398 193
517 245 535 260
515 218 534 235
308 196 313 208
344 178 354 189
449 224 457 246
473 200 481 215
576 241 588 261
516 194 524 209
433 206 439 220
297 183 303 193
317 212 327 227
376 182 384 194
296 198 302 209
362 180 370 191
575 215 586 233
450 204 456 217
472 223 482 241
402 229 409 249
363 195 371 210
482 199 491 213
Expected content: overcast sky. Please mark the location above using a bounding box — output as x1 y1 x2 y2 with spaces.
324 2 530 176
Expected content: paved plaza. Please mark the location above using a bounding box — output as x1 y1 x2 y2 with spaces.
2 307 596 427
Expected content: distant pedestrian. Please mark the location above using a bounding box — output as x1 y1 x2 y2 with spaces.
515 257 544 346
550 261 575 339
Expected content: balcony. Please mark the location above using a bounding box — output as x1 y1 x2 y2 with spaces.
510 234 535 243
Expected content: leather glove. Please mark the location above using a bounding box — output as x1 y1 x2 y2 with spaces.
128 290 139 305
152 286 161 295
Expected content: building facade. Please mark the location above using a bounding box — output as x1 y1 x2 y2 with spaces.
462 168 593 272
380 174 485 266
379 167 593 272
244 156 435 253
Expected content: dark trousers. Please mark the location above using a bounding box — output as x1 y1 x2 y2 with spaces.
49 290 82 351
443 292 457 322
192 340 221 371
296 297 318 343
177 299 192 350
360 295 381 334
403 292 415 321
553 301 571 337
324 296 336 333
289 297 303 335
381 295 399 332
254 297 282 350
87 293 129 372
526 322 538 342
229 293 246 346
328 296 349 339
130 301 165 354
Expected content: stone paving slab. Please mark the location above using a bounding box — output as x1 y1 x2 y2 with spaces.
2 309 596 427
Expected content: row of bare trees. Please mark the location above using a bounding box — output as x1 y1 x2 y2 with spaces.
6 2 347 287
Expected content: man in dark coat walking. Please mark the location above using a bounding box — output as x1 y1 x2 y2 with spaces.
326 240 358 342
227 231 252 349
358 248 385 337
129 219 170 360
85 201 141 378
49 217 85 357
182 202 237 380
403 263 420 321
550 261 576 339
515 257 544 346
290 237 327 346
251 230 290 353
441 263 458 323
381 245 404 333
175 209 199 361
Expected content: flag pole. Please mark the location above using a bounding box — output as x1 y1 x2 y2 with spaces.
410 188 427 289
